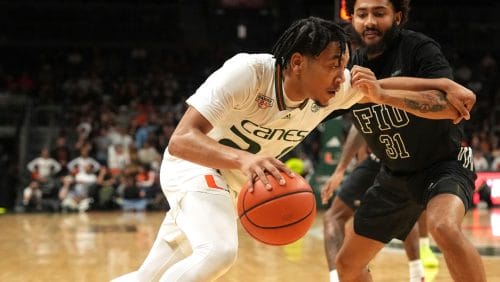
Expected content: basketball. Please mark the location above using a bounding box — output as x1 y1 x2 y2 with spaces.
237 172 316 246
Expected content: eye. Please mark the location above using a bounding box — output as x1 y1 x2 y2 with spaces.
356 12 367 18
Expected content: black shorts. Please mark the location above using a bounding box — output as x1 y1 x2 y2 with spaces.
337 155 381 210
354 160 476 243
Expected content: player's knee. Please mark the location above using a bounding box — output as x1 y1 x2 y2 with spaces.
336 254 363 279
195 240 238 272
427 218 461 246
324 203 351 224
172 241 237 282
212 241 238 269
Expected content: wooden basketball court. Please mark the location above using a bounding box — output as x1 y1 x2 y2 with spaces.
1 208 499 281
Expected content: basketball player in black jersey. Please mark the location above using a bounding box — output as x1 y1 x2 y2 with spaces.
322 23 427 282
329 1 486 281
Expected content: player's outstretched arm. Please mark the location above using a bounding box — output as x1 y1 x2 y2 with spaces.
378 76 475 123
320 125 365 204
168 106 293 191
351 66 468 123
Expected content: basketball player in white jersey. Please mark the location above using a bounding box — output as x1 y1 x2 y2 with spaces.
112 17 475 282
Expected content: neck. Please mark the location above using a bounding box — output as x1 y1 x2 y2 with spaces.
282 73 304 103
367 51 383 60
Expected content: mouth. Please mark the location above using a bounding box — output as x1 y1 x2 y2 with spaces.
363 30 381 40
327 88 338 97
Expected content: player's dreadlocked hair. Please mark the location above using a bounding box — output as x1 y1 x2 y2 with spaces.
272 17 350 69
345 0 411 26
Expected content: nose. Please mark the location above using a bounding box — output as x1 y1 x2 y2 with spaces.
365 13 376 27
336 70 346 85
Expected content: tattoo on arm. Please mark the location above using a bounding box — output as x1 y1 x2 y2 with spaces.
404 90 447 113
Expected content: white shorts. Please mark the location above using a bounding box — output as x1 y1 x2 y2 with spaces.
160 151 232 194
160 150 240 219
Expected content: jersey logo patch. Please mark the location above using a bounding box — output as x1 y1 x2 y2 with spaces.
311 103 320 113
390 69 402 77
255 94 274 109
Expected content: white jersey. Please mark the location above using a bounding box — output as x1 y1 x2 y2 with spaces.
167 53 362 193
27 157 61 178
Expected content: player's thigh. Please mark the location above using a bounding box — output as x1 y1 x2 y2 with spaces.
337 158 380 210
354 182 422 243
177 191 238 248
160 158 237 247
422 160 475 213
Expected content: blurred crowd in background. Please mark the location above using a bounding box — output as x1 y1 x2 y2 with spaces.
0 0 498 212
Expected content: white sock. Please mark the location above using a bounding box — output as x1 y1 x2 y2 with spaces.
330 269 340 282
408 259 424 282
420 237 430 248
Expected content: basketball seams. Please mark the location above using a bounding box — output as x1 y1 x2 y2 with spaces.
242 199 316 229
238 190 314 218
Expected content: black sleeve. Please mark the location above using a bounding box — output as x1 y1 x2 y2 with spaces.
411 41 453 79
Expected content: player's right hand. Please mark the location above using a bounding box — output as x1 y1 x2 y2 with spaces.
442 79 475 124
240 154 294 193
320 170 344 205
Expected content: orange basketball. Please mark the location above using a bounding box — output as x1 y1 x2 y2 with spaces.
237 172 316 246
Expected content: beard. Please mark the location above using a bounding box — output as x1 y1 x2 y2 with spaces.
358 21 401 57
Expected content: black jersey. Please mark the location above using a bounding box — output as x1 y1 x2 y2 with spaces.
350 29 465 173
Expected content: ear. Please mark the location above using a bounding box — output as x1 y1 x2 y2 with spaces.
289 52 305 74
395 11 402 26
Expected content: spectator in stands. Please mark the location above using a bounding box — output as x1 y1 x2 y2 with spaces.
51 135 72 176
134 120 153 149
93 126 112 165
473 150 490 172
60 164 96 212
95 165 118 209
107 142 131 176
107 124 134 149
58 175 74 209
22 181 43 212
137 140 161 169
117 175 148 212
156 123 176 152
27 147 61 182
27 147 61 202
491 155 500 171
135 163 159 200
74 117 93 153
67 144 100 175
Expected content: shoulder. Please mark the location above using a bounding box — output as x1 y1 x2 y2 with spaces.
399 29 452 77
215 53 275 85
224 53 275 72
399 29 442 49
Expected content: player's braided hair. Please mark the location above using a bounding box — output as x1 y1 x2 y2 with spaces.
345 0 411 26
272 17 350 69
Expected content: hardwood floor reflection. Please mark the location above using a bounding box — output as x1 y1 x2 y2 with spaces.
1 209 499 281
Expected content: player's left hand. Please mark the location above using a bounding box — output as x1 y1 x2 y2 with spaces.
320 170 344 205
